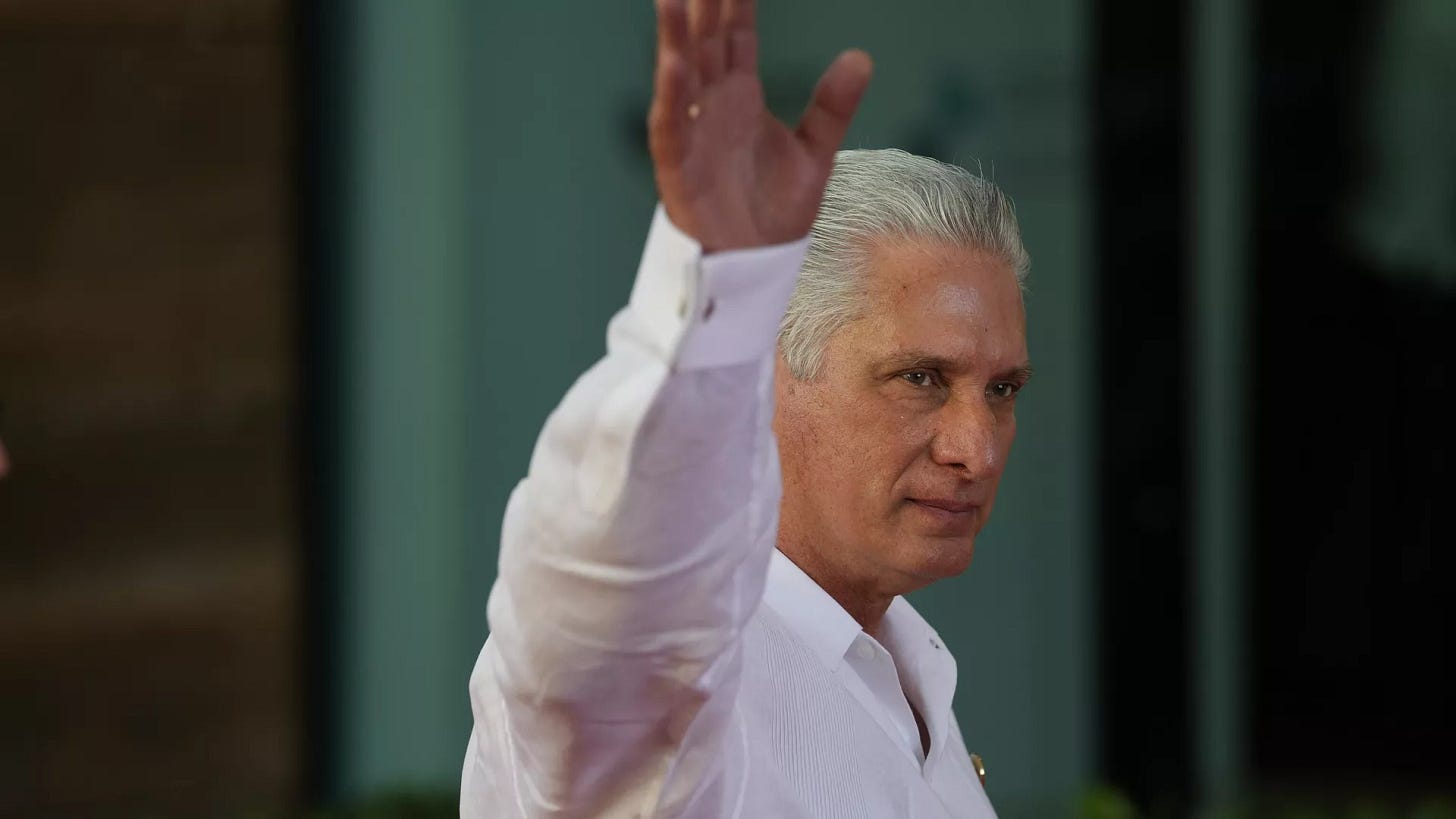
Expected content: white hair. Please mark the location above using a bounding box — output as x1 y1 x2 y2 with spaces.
778 148 1029 379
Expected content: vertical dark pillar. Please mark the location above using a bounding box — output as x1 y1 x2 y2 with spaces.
1249 0 1456 788
294 0 351 804
1092 0 1195 811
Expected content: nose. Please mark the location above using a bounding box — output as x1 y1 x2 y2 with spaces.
928 394 1004 481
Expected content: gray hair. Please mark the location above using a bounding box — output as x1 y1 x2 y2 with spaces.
778 148 1029 380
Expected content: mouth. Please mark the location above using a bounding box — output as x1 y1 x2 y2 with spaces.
906 498 982 531
909 498 979 515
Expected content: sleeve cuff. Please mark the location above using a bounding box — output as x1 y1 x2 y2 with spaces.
627 204 810 372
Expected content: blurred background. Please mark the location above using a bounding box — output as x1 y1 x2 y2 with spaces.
0 0 1451 817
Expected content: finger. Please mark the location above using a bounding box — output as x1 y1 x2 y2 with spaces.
649 49 693 168
689 0 723 40
723 0 755 72
796 49 874 160
656 0 698 108
657 0 693 68
691 0 726 84
726 28 757 75
724 0 754 32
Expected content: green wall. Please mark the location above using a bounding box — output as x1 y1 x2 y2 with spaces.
337 0 472 795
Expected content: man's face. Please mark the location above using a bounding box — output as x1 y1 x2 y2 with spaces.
774 237 1030 599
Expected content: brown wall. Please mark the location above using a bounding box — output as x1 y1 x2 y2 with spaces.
0 1 298 815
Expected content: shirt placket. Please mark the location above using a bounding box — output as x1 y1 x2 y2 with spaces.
843 633 926 768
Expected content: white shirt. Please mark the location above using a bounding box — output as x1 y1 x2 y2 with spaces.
461 207 997 818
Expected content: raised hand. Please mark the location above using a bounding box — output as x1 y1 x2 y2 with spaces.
649 0 873 253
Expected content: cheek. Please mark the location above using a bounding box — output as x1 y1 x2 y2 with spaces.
1001 412 1018 454
990 412 1018 480
896 411 935 450
813 395 901 487
789 391 865 470
854 401 938 495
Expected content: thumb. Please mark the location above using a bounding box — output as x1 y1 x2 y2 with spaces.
796 49 873 160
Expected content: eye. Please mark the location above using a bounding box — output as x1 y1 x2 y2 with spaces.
988 381 1022 400
901 369 940 388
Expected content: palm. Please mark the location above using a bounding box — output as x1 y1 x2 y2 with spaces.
650 0 872 252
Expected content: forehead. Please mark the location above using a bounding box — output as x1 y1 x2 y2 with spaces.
848 237 1027 367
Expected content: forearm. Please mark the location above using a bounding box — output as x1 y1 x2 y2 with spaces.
482 205 805 713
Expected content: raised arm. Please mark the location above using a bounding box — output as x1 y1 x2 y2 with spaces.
462 1 869 815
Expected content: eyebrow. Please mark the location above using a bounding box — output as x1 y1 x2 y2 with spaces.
1004 364 1035 383
879 352 1034 383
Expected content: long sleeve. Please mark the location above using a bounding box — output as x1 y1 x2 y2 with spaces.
461 206 809 818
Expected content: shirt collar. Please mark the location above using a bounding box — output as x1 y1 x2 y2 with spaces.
880 594 961 761
879 595 944 666
763 549 863 672
762 549 947 670
763 549 962 763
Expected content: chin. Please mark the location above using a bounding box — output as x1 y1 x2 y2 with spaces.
903 536 977 583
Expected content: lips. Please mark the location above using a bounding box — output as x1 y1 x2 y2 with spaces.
905 497 983 535
908 498 980 514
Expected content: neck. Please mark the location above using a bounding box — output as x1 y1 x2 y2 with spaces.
776 542 898 638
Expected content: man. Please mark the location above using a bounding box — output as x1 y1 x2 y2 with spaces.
461 0 1030 815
